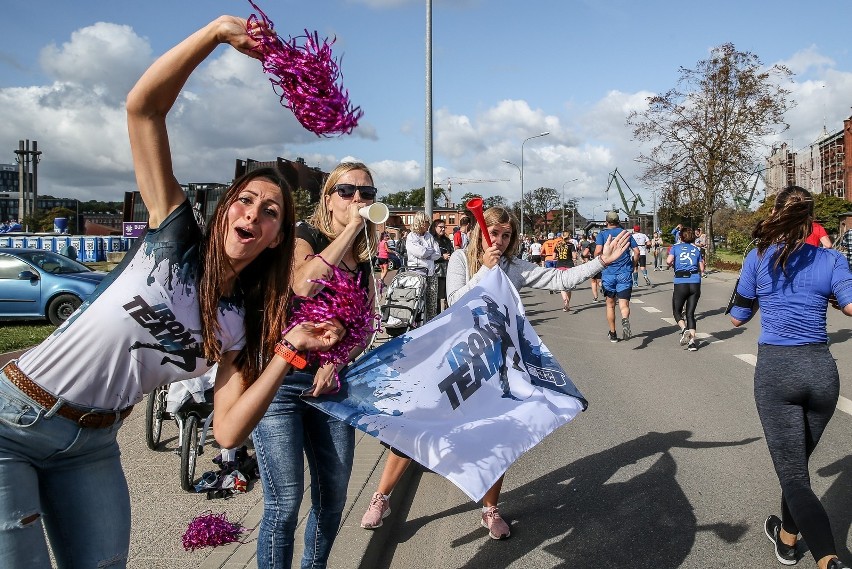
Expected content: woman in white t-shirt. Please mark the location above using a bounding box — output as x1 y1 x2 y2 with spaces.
0 17 342 567
529 239 543 265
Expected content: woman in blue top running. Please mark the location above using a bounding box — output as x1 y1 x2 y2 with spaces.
729 186 852 569
666 227 704 351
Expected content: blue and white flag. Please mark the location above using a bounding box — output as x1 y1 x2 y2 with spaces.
309 268 588 502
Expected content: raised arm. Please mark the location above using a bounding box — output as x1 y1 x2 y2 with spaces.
126 16 263 227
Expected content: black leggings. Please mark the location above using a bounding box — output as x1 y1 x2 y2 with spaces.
671 283 701 330
754 343 839 562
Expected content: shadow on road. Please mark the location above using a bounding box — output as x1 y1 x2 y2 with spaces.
828 328 852 345
817 454 852 562
394 431 760 569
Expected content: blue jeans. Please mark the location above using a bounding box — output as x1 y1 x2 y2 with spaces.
0 367 130 568
253 372 354 569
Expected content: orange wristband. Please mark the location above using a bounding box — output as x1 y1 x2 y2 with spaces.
274 339 307 370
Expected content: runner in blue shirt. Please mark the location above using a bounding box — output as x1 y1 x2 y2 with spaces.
730 186 852 569
666 228 704 351
595 211 639 341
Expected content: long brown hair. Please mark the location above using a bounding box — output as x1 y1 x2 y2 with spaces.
198 167 295 384
752 185 814 275
465 206 520 278
308 161 377 261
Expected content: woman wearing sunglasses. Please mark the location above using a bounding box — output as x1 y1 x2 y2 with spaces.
252 161 378 569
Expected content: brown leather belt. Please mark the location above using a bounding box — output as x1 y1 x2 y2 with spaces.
2 362 133 429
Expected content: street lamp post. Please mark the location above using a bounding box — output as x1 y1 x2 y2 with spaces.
501 159 521 221
516 132 550 237
561 178 578 234
650 188 659 234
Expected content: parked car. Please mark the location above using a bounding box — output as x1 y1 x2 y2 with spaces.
0 248 108 325
373 250 402 272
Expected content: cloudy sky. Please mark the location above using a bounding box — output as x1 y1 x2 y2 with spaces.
1 0 851 218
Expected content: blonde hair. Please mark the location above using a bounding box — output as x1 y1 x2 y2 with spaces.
464 207 519 278
410 211 431 234
308 161 376 262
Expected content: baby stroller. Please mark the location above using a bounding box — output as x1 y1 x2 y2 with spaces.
380 270 428 337
144 367 217 492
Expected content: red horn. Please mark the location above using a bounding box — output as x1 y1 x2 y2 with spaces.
465 197 491 247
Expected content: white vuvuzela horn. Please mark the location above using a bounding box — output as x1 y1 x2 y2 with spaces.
358 203 389 224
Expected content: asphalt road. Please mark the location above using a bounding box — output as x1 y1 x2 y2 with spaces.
372 268 852 569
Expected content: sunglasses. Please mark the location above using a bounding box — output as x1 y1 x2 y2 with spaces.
331 184 377 200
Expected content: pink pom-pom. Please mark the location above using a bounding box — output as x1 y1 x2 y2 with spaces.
182 511 246 551
287 256 381 380
246 0 363 136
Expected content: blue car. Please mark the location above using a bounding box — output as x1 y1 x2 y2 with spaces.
0 248 108 325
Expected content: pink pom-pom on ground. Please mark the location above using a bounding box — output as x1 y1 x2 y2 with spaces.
246 0 363 136
287 255 380 383
182 511 246 551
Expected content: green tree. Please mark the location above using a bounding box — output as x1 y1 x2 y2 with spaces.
408 186 448 208
382 190 412 207
748 192 852 236
22 207 77 232
523 187 560 234
483 195 508 209
629 43 794 258
292 188 315 222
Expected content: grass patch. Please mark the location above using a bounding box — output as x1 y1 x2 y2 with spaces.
0 322 56 353
708 248 742 272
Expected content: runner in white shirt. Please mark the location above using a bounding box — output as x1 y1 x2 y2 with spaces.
529 240 543 266
631 225 652 286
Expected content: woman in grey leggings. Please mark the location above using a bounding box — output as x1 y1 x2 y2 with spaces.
730 186 852 569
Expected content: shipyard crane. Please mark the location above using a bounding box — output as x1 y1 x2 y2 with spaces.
734 168 767 210
605 168 645 217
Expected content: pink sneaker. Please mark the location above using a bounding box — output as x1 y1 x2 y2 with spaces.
481 506 511 540
360 492 390 529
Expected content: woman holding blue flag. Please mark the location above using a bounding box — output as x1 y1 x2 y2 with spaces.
360 206 630 540
730 186 852 569
666 227 704 351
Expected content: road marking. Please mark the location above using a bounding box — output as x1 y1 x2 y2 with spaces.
661 317 677 325
695 332 723 343
734 354 758 366
642 306 662 313
733 353 852 417
632 299 645 304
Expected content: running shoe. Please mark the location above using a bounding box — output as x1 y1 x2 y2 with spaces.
764 515 797 565
679 328 689 346
828 559 851 569
687 339 698 351
608 331 618 343
360 492 391 529
644 276 652 286
481 506 511 540
562 301 570 312
621 317 631 340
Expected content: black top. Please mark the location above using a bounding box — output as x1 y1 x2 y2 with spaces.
294 223 372 374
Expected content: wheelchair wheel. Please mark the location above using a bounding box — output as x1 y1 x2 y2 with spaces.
180 414 200 492
145 386 167 450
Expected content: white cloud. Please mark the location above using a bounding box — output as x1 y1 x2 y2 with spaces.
777 45 835 76
39 22 151 107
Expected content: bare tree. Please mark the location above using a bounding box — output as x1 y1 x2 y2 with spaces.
523 187 560 235
628 43 793 256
